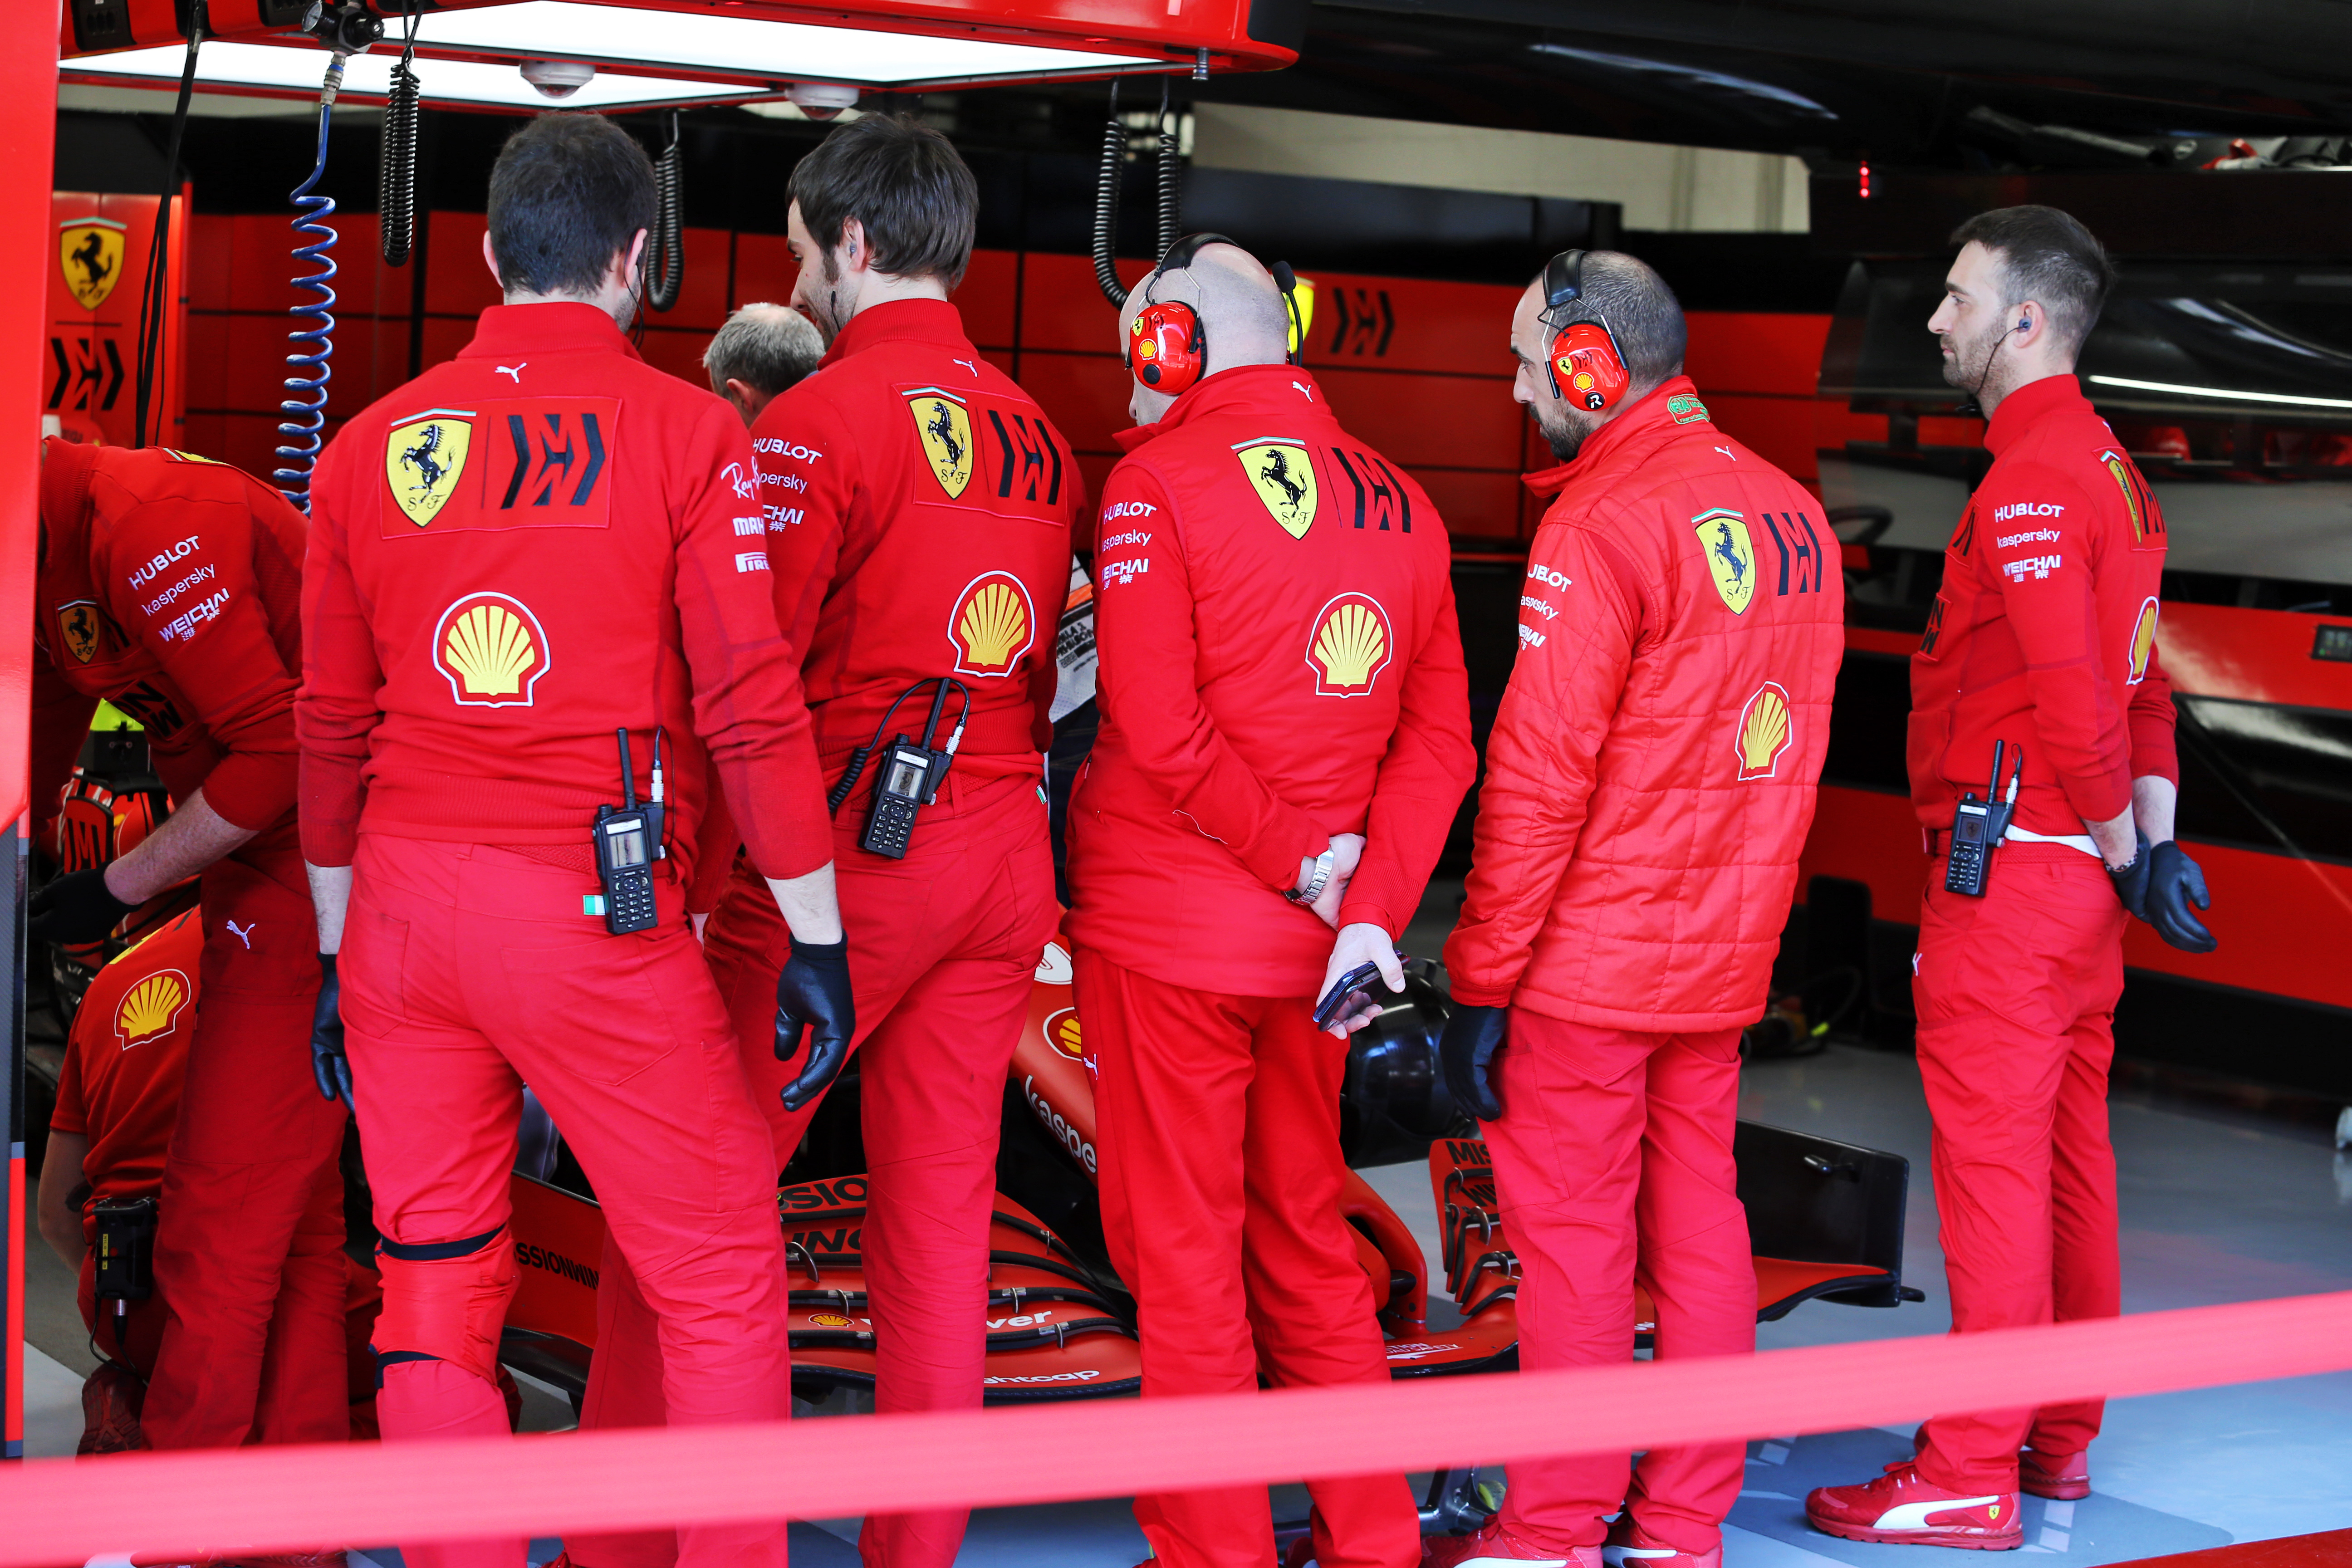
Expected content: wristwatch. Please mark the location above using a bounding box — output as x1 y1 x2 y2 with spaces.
1285 847 1336 906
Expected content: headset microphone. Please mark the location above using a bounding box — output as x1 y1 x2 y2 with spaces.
1539 249 1631 413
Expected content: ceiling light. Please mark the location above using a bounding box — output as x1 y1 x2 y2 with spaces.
1527 42 1837 123
2087 373 2352 410
519 59 598 99
61 40 755 110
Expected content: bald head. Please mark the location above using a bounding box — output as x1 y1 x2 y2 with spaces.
1119 241 1292 422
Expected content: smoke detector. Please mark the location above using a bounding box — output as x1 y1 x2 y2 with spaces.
786 81 859 119
520 58 597 98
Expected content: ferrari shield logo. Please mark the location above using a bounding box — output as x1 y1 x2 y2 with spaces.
1236 439 1318 539
55 601 106 664
59 219 126 311
385 411 474 528
909 389 973 499
1692 508 1756 615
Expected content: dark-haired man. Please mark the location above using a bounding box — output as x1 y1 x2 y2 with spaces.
301 112 846 1568
608 114 1075 1568
1070 236 1474 1568
1808 206 2211 1548
1429 252 1843 1568
705 301 824 427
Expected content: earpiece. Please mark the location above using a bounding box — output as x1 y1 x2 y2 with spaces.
1539 249 1632 413
1127 231 1237 397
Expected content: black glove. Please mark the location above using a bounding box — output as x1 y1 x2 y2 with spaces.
2143 839 2217 953
1439 1003 1509 1123
2105 830 2152 919
312 953 354 1110
28 867 137 947
776 937 854 1112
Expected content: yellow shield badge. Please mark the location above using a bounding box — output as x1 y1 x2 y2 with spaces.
909 390 974 499
1692 508 1757 615
59 220 126 311
55 601 106 665
1236 439 1318 539
385 411 474 528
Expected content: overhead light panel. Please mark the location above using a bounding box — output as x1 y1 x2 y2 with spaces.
62 39 758 110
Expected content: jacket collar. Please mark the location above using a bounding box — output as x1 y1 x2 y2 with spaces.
1114 363 1331 453
1522 374 1708 498
459 302 642 362
1984 372 2086 457
818 298 970 369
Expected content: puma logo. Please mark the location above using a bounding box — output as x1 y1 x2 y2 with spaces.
1293 381 1314 400
226 919 256 949
1716 445 1736 461
952 358 979 377
495 363 526 382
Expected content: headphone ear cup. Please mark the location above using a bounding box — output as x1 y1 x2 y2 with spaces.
1130 302 1205 395
1550 322 1631 413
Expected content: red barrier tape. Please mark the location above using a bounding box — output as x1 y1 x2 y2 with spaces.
7 1290 2351 1566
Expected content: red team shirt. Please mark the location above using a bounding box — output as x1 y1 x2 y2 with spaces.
299 304 831 883
1910 374 2177 837
49 910 204 1213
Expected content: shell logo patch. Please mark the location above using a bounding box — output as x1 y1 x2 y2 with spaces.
947 571 1035 678
434 592 550 707
1236 438 1318 539
1693 508 1757 615
60 219 126 311
1735 682 1794 780
2127 595 2160 685
1043 1006 1084 1061
56 601 108 664
910 389 974 499
386 411 474 528
1306 592 1394 698
808 1312 856 1329
116 968 191 1049
2104 452 2146 543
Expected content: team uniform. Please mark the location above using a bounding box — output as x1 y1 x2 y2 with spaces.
300 302 831 1568
586 297 1076 1568
1808 375 2175 1544
1068 362 1475 1568
1440 379 1844 1563
33 439 347 1453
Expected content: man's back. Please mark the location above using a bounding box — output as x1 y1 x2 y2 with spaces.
1446 382 1844 1030
1070 363 1470 994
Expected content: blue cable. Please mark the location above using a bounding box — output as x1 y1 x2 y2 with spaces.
274 54 346 512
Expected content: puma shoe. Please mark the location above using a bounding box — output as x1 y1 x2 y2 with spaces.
1424 1521 1603 1567
1602 1515 1721 1568
2020 1448 2090 1501
1808 1463 2021 1549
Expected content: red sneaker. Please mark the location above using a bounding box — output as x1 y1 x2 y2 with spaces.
1602 1516 1721 1568
77 1361 146 1455
1806 1462 2022 1550
2020 1448 2089 1501
1424 1522 1602 1567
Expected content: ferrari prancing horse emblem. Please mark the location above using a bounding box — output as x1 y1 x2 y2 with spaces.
1236 438 1319 539
909 389 974 499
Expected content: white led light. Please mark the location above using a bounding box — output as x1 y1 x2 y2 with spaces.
64 40 753 109
2088 373 2352 411
412 2 1159 85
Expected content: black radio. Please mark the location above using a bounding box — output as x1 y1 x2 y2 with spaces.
1944 741 2023 898
830 679 970 862
592 729 665 934
93 1194 157 1303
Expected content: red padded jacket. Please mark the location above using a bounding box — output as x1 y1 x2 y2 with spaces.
1909 374 2176 838
1443 378 1845 1031
1066 363 1474 997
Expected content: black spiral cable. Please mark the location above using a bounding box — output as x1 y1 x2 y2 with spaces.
1090 79 1126 308
645 111 684 314
1156 76 1181 259
377 3 420 268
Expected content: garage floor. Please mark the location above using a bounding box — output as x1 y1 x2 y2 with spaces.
19 1024 2352 1565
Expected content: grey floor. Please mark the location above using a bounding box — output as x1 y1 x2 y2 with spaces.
19 891 2352 1563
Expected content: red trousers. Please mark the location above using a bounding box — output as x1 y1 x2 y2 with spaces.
1912 847 2125 1494
577 773 1056 1568
1483 1014 1754 1555
1077 947 1421 1568
340 835 793 1568
141 857 350 1451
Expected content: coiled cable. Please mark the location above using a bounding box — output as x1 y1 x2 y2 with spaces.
1090 79 1126 308
378 3 420 268
1156 77 1181 258
645 110 683 313
274 54 345 511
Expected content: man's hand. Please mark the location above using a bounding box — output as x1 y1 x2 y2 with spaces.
2143 839 2216 952
2106 829 2152 918
1305 833 1366 929
27 868 137 947
776 937 854 1110
1315 923 1405 1039
311 953 354 1110
1439 1004 1508 1123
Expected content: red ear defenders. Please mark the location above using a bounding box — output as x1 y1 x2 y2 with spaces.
1541 249 1632 414
1127 233 1305 397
